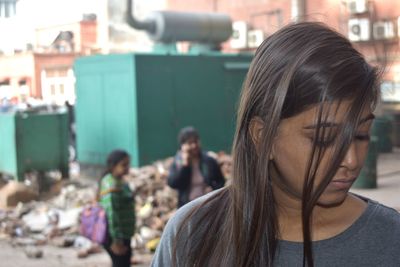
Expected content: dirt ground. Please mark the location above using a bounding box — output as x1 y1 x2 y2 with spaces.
0 239 153 267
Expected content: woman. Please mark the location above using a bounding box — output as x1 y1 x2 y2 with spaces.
99 150 135 267
152 22 400 266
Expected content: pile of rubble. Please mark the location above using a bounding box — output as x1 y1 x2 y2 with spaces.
0 152 232 259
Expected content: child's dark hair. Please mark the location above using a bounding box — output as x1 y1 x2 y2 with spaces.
178 126 199 146
103 149 130 176
97 149 130 200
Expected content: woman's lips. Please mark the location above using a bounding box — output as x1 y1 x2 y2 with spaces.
329 177 357 190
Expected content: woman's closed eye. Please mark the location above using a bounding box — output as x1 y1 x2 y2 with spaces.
314 138 335 147
310 133 370 147
307 133 335 147
354 133 370 142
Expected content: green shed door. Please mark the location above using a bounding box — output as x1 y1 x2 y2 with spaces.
103 72 137 165
76 74 105 164
135 55 176 165
172 57 248 153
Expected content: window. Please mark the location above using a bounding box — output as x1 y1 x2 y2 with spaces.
0 0 16 18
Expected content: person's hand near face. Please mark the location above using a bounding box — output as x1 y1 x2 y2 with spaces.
180 137 201 166
181 143 191 166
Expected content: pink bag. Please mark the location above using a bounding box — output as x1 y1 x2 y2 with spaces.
79 204 108 244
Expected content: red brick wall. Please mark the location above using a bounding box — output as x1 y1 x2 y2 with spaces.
80 20 98 55
167 0 400 80
0 19 98 100
33 53 77 98
0 53 35 98
0 52 79 99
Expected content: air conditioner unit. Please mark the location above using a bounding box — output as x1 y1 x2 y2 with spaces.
231 21 248 49
373 21 395 40
348 18 370 42
347 0 368 15
247 29 264 48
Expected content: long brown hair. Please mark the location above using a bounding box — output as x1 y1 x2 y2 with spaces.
172 22 379 267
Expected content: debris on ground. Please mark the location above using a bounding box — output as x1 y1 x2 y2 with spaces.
25 246 44 258
0 153 233 259
0 181 38 209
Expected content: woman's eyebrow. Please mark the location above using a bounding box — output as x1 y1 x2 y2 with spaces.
359 113 375 124
303 122 339 129
303 113 375 129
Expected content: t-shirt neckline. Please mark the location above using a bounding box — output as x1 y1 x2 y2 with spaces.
278 196 379 250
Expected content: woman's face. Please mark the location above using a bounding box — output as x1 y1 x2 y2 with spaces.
270 100 374 207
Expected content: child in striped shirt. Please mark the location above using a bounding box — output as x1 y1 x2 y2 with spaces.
99 150 135 267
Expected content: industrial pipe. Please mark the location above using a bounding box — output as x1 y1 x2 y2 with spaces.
126 0 232 44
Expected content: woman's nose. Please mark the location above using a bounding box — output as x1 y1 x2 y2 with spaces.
342 142 360 171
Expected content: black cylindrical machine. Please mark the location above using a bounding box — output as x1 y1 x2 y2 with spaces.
126 0 232 44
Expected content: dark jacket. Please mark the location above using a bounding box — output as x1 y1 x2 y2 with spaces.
167 151 225 207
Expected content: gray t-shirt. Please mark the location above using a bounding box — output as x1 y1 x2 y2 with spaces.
151 190 400 266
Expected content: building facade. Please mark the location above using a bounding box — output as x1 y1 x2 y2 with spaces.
167 0 400 112
0 18 97 104
0 0 168 104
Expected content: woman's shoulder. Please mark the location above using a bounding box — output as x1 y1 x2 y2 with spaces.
169 188 224 229
151 188 225 266
367 199 400 226
357 196 400 241
356 192 399 216
355 199 400 261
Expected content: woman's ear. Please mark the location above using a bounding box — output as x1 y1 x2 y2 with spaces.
250 116 276 160
249 117 264 151
269 146 275 161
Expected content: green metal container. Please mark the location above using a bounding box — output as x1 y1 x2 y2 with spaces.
0 112 69 181
74 52 252 167
352 137 378 189
371 116 392 153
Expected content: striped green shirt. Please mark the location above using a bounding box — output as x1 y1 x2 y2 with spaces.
99 174 136 240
